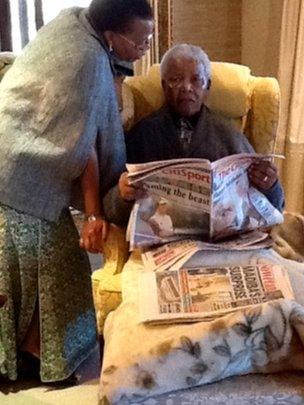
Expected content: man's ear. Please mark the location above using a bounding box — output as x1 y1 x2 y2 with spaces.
202 79 211 104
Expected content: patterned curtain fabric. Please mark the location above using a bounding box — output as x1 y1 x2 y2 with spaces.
0 0 12 51
276 0 304 213
134 0 172 76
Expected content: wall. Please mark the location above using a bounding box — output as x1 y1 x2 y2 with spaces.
172 0 242 63
241 0 284 77
171 0 283 78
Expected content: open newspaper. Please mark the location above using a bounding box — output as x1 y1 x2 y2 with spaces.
139 264 294 324
127 154 284 250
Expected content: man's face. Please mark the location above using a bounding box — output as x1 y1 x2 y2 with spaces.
162 57 208 117
157 203 168 215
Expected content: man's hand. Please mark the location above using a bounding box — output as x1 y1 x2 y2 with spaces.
79 218 108 253
248 160 278 190
119 172 137 201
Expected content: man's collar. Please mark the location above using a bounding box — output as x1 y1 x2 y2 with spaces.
167 105 203 128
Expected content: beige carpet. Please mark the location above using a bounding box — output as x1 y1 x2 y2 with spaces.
0 346 101 405
0 379 100 405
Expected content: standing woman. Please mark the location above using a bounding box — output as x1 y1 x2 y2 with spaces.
0 0 153 383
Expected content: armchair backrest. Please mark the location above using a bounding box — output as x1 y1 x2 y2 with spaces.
125 62 280 154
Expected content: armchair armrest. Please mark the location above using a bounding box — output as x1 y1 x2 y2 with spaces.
91 224 129 335
245 77 280 154
0 52 15 82
271 212 304 262
102 224 129 276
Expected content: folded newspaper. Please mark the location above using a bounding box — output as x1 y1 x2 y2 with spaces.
127 154 284 250
139 264 294 324
142 234 273 272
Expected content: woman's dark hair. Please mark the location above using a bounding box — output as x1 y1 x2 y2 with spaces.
87 0 153 34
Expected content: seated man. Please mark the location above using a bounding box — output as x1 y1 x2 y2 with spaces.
103 44 284 224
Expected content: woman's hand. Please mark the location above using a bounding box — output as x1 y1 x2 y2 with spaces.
79 217 109 253
248 160 278 190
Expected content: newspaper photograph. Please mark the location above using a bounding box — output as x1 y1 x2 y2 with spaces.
129 162 211 249
127 153 284 250
139 264 294 324
211 154 283 239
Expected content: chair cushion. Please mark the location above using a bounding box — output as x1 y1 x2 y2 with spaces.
207 62 251 118
126 64 164 124
121 82 134 131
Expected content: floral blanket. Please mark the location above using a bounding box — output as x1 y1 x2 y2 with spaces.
99 249 304 404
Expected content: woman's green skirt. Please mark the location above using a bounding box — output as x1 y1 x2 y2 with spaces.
0 204 97 382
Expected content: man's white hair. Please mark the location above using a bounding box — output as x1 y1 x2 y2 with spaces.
160 44 211 85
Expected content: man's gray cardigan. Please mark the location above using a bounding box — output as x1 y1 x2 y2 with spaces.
103 105 284 225
0 8 126 221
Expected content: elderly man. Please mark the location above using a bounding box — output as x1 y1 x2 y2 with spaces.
103 44 284 225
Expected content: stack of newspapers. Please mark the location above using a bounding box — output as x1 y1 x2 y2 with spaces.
126 153 283 251
141 235 271 273
138 264 294 324
126 154 291 324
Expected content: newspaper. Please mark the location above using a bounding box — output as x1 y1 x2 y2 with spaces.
127 154 284 250
142 240 200 272
142 232 272 272
139 264 294 324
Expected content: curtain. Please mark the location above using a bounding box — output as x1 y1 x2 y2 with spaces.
134 0 172 76
34 0 44 31
18 0 45 46
18 0 29 48
0 0 12 51
276 0 304 213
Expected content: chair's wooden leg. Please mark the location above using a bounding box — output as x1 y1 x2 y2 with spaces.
99 335 105 365
0 294 7 308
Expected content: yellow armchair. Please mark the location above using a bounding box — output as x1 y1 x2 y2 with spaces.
92 61 281 336
0 52 15 81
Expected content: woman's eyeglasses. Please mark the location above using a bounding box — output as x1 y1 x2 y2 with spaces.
117 33 153 52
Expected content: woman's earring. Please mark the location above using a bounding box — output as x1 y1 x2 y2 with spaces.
109 43 114 53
